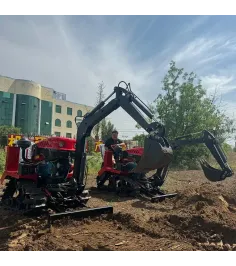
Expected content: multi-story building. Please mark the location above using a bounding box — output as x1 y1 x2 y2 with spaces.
0 75 93 138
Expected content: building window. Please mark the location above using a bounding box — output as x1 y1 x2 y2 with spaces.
0 91 13 127
55 132 61 137
67 107 72 115
66 120 72 128
77 110 82 117
56 105 61 113
55 119 61 127
66 133 72 138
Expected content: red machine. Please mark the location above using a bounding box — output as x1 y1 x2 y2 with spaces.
98 146 144 177
0 136 112 223
1 137 75 184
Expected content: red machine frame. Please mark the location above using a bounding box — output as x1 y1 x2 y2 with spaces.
0 146 38 184
1 137 76 185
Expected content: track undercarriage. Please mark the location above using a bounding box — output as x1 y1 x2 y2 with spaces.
1 178 88 213
1 178 113 225
96 172 177 202
1 179 47 214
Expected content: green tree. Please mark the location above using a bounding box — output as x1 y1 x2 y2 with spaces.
151 61 235 169
101 119 116 142
0 125 21 147
93 81 105 139
222 142 233 154
86 136 95 154
133 133 146 147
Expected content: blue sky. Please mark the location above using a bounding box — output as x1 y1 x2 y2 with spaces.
0 15 236 142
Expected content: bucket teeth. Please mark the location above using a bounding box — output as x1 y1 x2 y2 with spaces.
200 159 227 182
131 137 173 174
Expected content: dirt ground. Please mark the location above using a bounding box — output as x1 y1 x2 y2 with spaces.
1 163 236 251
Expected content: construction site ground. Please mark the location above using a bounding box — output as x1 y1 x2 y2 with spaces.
1 154 236 251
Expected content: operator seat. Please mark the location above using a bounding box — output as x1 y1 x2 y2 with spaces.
100 143 135 171
99 143 121 169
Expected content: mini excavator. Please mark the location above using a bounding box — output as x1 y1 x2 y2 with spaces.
74 81 233 201
0 81 233 223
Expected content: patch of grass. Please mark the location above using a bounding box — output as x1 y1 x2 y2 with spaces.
0 149 6 174
87 152 103 175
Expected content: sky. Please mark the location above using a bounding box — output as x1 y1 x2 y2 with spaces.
0 15 236 144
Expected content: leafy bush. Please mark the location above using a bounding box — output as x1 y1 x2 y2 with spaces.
0 125 21 147
0 149 6 173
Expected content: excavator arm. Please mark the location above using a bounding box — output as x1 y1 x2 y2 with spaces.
73 82 173 191
171 130 234 181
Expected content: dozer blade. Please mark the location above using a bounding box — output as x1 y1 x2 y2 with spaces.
200 159 228 182
131 137 173 174
48 206 113 226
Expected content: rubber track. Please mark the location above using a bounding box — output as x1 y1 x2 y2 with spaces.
19 179 47 207
1 179 47 214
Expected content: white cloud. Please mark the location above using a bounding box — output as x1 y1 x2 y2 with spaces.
130 16 158 47
201 74 235 94
172 35 236 72
173 37 222 64
0 16 160 138
182 16 211 34
0 16 236 140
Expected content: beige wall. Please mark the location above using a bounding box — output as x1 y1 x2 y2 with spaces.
0 76 54 101
53 99 93 137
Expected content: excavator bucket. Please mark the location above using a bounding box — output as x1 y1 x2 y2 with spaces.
131 137 173 174
200 159 228 182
